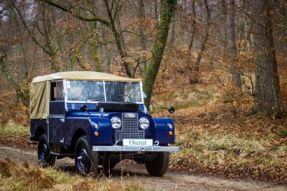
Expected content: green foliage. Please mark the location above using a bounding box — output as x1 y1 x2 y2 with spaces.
0 122 28 138
275 126 287 137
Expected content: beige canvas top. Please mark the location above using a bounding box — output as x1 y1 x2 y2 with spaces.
30 71 141 119
32 71 141 83
30 81 51 119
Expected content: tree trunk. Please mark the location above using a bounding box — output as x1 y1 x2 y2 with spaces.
285 0 287 46
253 0 282 118
103 0 132 77
138 0 147 50
154 0 159 20
188 0 196 49
170 14 176 44
143 0 177 110
226 0 241 87
189 0 210 84
138 0 148 75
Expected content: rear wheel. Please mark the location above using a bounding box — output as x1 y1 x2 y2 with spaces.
38 135 55 167
75 136 98 176
145 152 169 177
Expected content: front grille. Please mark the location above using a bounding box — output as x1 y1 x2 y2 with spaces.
115 113 145 142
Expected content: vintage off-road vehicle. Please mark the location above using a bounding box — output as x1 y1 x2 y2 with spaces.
30 71 179 176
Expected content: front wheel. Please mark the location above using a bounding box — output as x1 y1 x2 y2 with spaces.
75 136 98 176
38 135 55 167
145 152 169 177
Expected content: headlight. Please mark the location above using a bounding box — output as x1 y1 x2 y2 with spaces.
139 117 149 129
111 117 121 129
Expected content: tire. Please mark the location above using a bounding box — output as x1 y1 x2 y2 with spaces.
75 136 98 176
145 152 169 177
38 135 55 167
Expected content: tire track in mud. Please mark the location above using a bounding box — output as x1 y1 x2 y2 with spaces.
0 145 286 191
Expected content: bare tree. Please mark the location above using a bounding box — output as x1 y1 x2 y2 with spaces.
14 2 62 72
226 0 241 87
103 0 132 77
138 0 147 51
42 0 134 77
252 0 282 118
0 2 30 106
188 0 196 49
189 0 210 84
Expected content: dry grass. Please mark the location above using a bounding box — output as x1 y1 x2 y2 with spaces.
0 122 30 149
0 158 54 190
0 158 146 191
0 122 28 138
169 104 287 183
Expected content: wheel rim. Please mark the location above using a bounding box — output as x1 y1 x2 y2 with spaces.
76 147 89 174
39 143 48 165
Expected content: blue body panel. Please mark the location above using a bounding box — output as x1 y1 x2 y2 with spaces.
30 101 175 152
153 118 175 144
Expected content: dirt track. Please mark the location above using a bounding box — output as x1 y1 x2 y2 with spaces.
0 145 286 191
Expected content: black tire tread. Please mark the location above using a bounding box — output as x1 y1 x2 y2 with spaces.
75 136 98 176
145 152 169 177
38 135 55 167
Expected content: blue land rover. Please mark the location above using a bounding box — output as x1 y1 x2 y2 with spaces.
30 71 179 176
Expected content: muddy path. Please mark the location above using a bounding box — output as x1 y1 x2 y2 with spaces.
0 145 286 191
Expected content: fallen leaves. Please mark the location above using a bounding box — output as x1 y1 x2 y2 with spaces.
169 103 287 184
0 158 54 190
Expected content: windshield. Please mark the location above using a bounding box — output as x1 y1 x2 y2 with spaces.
66 80 105 101
66 80 142 103
105 82 142 102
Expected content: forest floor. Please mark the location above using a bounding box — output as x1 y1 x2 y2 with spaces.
0 102 286 190
0 145 286 191
169 103 287 184
0 68 287 190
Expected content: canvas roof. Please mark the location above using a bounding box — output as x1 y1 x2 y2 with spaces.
30 71 141 119
32 71 141 83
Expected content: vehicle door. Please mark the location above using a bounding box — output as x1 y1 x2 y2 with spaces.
49 80 66 146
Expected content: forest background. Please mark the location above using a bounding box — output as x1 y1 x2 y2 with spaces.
0 0 286 184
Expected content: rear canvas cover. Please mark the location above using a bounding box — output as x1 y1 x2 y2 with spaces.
30 81 50 119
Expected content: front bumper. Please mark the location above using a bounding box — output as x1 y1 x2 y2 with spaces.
92 145 179 152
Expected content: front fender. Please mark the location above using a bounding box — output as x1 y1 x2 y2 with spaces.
89 117 113 145
153 118 175 145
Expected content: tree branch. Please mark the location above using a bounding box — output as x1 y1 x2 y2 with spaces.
13 4 51 55
41 0 110 27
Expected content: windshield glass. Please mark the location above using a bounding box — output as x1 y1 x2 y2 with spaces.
66 80 105 101
105 82 142 102
66 80 142 103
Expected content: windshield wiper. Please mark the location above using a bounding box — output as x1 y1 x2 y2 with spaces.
86 98 104 102
125 89 134 102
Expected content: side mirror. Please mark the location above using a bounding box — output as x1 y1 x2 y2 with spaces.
80 104 88 112
168 106 175 114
